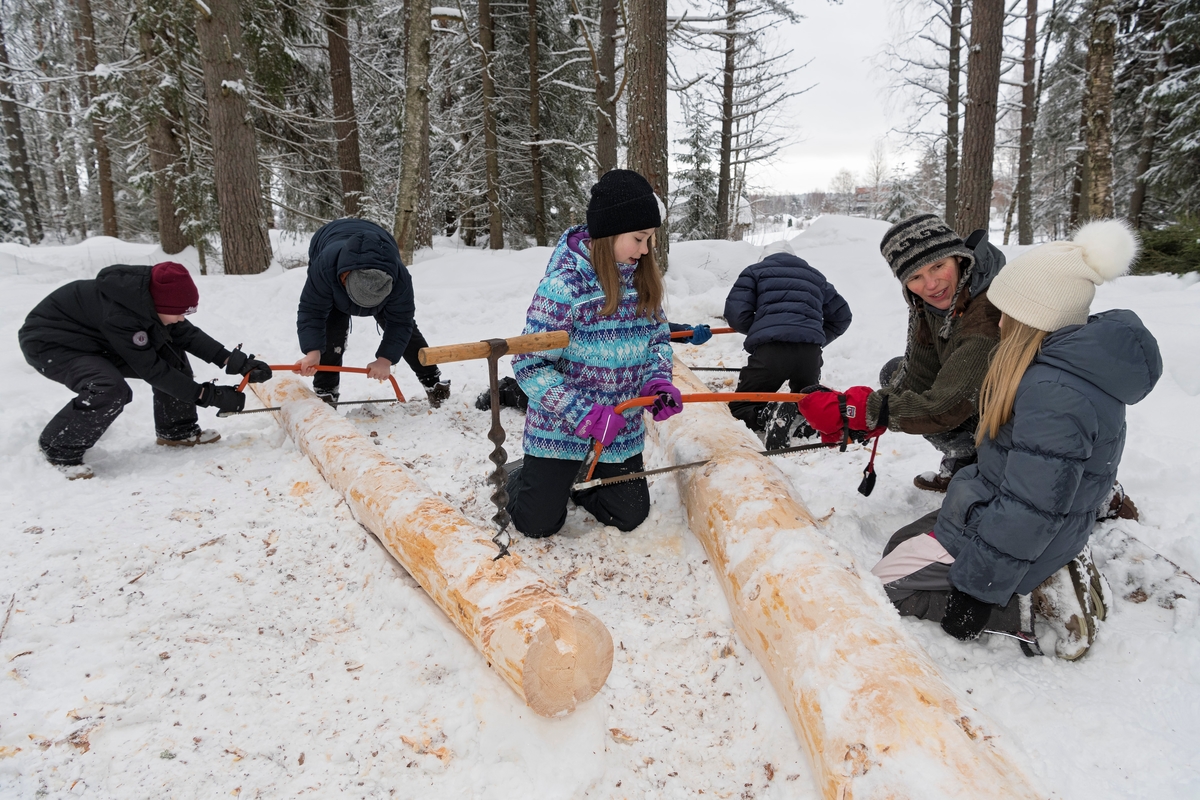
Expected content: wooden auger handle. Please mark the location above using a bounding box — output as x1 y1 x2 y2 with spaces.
417 330 570 366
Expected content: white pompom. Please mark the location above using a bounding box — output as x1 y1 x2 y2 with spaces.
1072 219 1140 282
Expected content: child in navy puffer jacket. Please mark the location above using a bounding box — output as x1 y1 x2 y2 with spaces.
723 240 852 447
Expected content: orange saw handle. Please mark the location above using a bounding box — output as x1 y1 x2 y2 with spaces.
238 364 406 402
669 326 735 340
584 391 810 481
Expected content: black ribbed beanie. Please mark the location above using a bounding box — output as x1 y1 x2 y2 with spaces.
586 169 662 239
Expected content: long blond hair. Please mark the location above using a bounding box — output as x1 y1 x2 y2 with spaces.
976 316 1048 445
588 234 665 319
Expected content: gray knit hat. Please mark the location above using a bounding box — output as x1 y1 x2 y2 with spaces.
880 213 974 286
345 268 393 308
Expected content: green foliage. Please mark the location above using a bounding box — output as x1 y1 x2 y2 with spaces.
1133 216 1200 275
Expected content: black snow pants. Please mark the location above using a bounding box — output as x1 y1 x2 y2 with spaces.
506 453 650 538
871 509 1023 631
314 309 441 394
26 349 200 464
729 341 823 430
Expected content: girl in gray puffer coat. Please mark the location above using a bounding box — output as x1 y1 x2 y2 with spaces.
870 220 1162 660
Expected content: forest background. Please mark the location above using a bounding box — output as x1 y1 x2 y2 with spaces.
0 0 1196 275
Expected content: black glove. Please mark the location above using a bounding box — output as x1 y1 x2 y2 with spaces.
196 381 246 413
225 347 272 383
941 587 993 641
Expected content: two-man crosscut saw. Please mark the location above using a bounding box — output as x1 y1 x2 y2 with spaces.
573 439 841 490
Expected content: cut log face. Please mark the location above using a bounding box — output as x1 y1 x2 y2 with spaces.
648 363 1048 799
252 376 612 717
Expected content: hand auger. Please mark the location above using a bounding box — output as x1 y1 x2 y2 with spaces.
221 365 407 416
417 331 571 559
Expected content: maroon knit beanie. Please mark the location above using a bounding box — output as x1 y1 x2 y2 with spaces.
149 262 199 315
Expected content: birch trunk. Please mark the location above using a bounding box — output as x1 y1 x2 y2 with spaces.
252 376 613 717
194 0 272 274
650 364 1048 799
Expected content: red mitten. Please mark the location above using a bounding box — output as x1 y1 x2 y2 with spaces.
843 386 883 435
797 390 843 436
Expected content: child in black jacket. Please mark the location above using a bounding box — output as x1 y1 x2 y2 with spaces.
19 262 270 479
723 240 852 448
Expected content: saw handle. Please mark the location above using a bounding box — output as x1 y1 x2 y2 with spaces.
237 365 406 402
669 326 734 340
584 391 810 481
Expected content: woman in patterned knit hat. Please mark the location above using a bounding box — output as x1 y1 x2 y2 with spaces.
505 169 682 537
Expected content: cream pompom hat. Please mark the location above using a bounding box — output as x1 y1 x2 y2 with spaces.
988 219 1140 332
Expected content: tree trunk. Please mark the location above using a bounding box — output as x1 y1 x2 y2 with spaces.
527 0 547 246
327 0 365 218
626 0 668 270
1015 0 1038 245
58 87 86 237
1129 20 1168 229
394 0 430 262
945 0 962 226
194 0 272 275
252 376 613 718
955 0 1004 235
76 0 117 239
138 26 190 255
1082 0 1116 219
714 0 736 239
595 0 618 176
478 0 504 249
652 365 1051 800
0 16 42 242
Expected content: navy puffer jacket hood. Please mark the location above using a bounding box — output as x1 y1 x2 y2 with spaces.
723 252 852 352
934 309 1162 604
296 218 416 364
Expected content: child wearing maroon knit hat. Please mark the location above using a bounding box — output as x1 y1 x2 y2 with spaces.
18 261 272 479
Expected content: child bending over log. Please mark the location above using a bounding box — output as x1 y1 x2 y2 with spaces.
869 220 1161 660
505 169 682 537
19 262 271 479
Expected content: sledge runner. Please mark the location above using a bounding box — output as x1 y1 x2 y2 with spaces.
19 261 270 479
473 322 712 412
505 169 681 537
296 218 451 407
723 240 852 450
803 214 1005 492
869 220 1161 659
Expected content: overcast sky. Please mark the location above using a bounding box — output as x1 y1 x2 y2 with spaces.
744 0 903 194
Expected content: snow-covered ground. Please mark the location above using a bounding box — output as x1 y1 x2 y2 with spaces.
2 217 1198 798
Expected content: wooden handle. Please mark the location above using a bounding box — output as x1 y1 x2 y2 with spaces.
418 330 570 366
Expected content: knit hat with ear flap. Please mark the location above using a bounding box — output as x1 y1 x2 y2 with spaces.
988 219 1140 332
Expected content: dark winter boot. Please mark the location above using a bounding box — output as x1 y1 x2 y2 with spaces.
474 377 528 412
315 388 340 407
424 379 451 408
40 447 95 480
1097 480 1139 522
761 402 803 450
157 428 222 447
913 453 977 493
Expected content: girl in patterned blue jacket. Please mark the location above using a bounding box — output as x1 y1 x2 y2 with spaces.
506 170 682 538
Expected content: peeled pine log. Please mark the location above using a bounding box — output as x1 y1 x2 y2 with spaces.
252 376 612 716
647 362 1047 799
